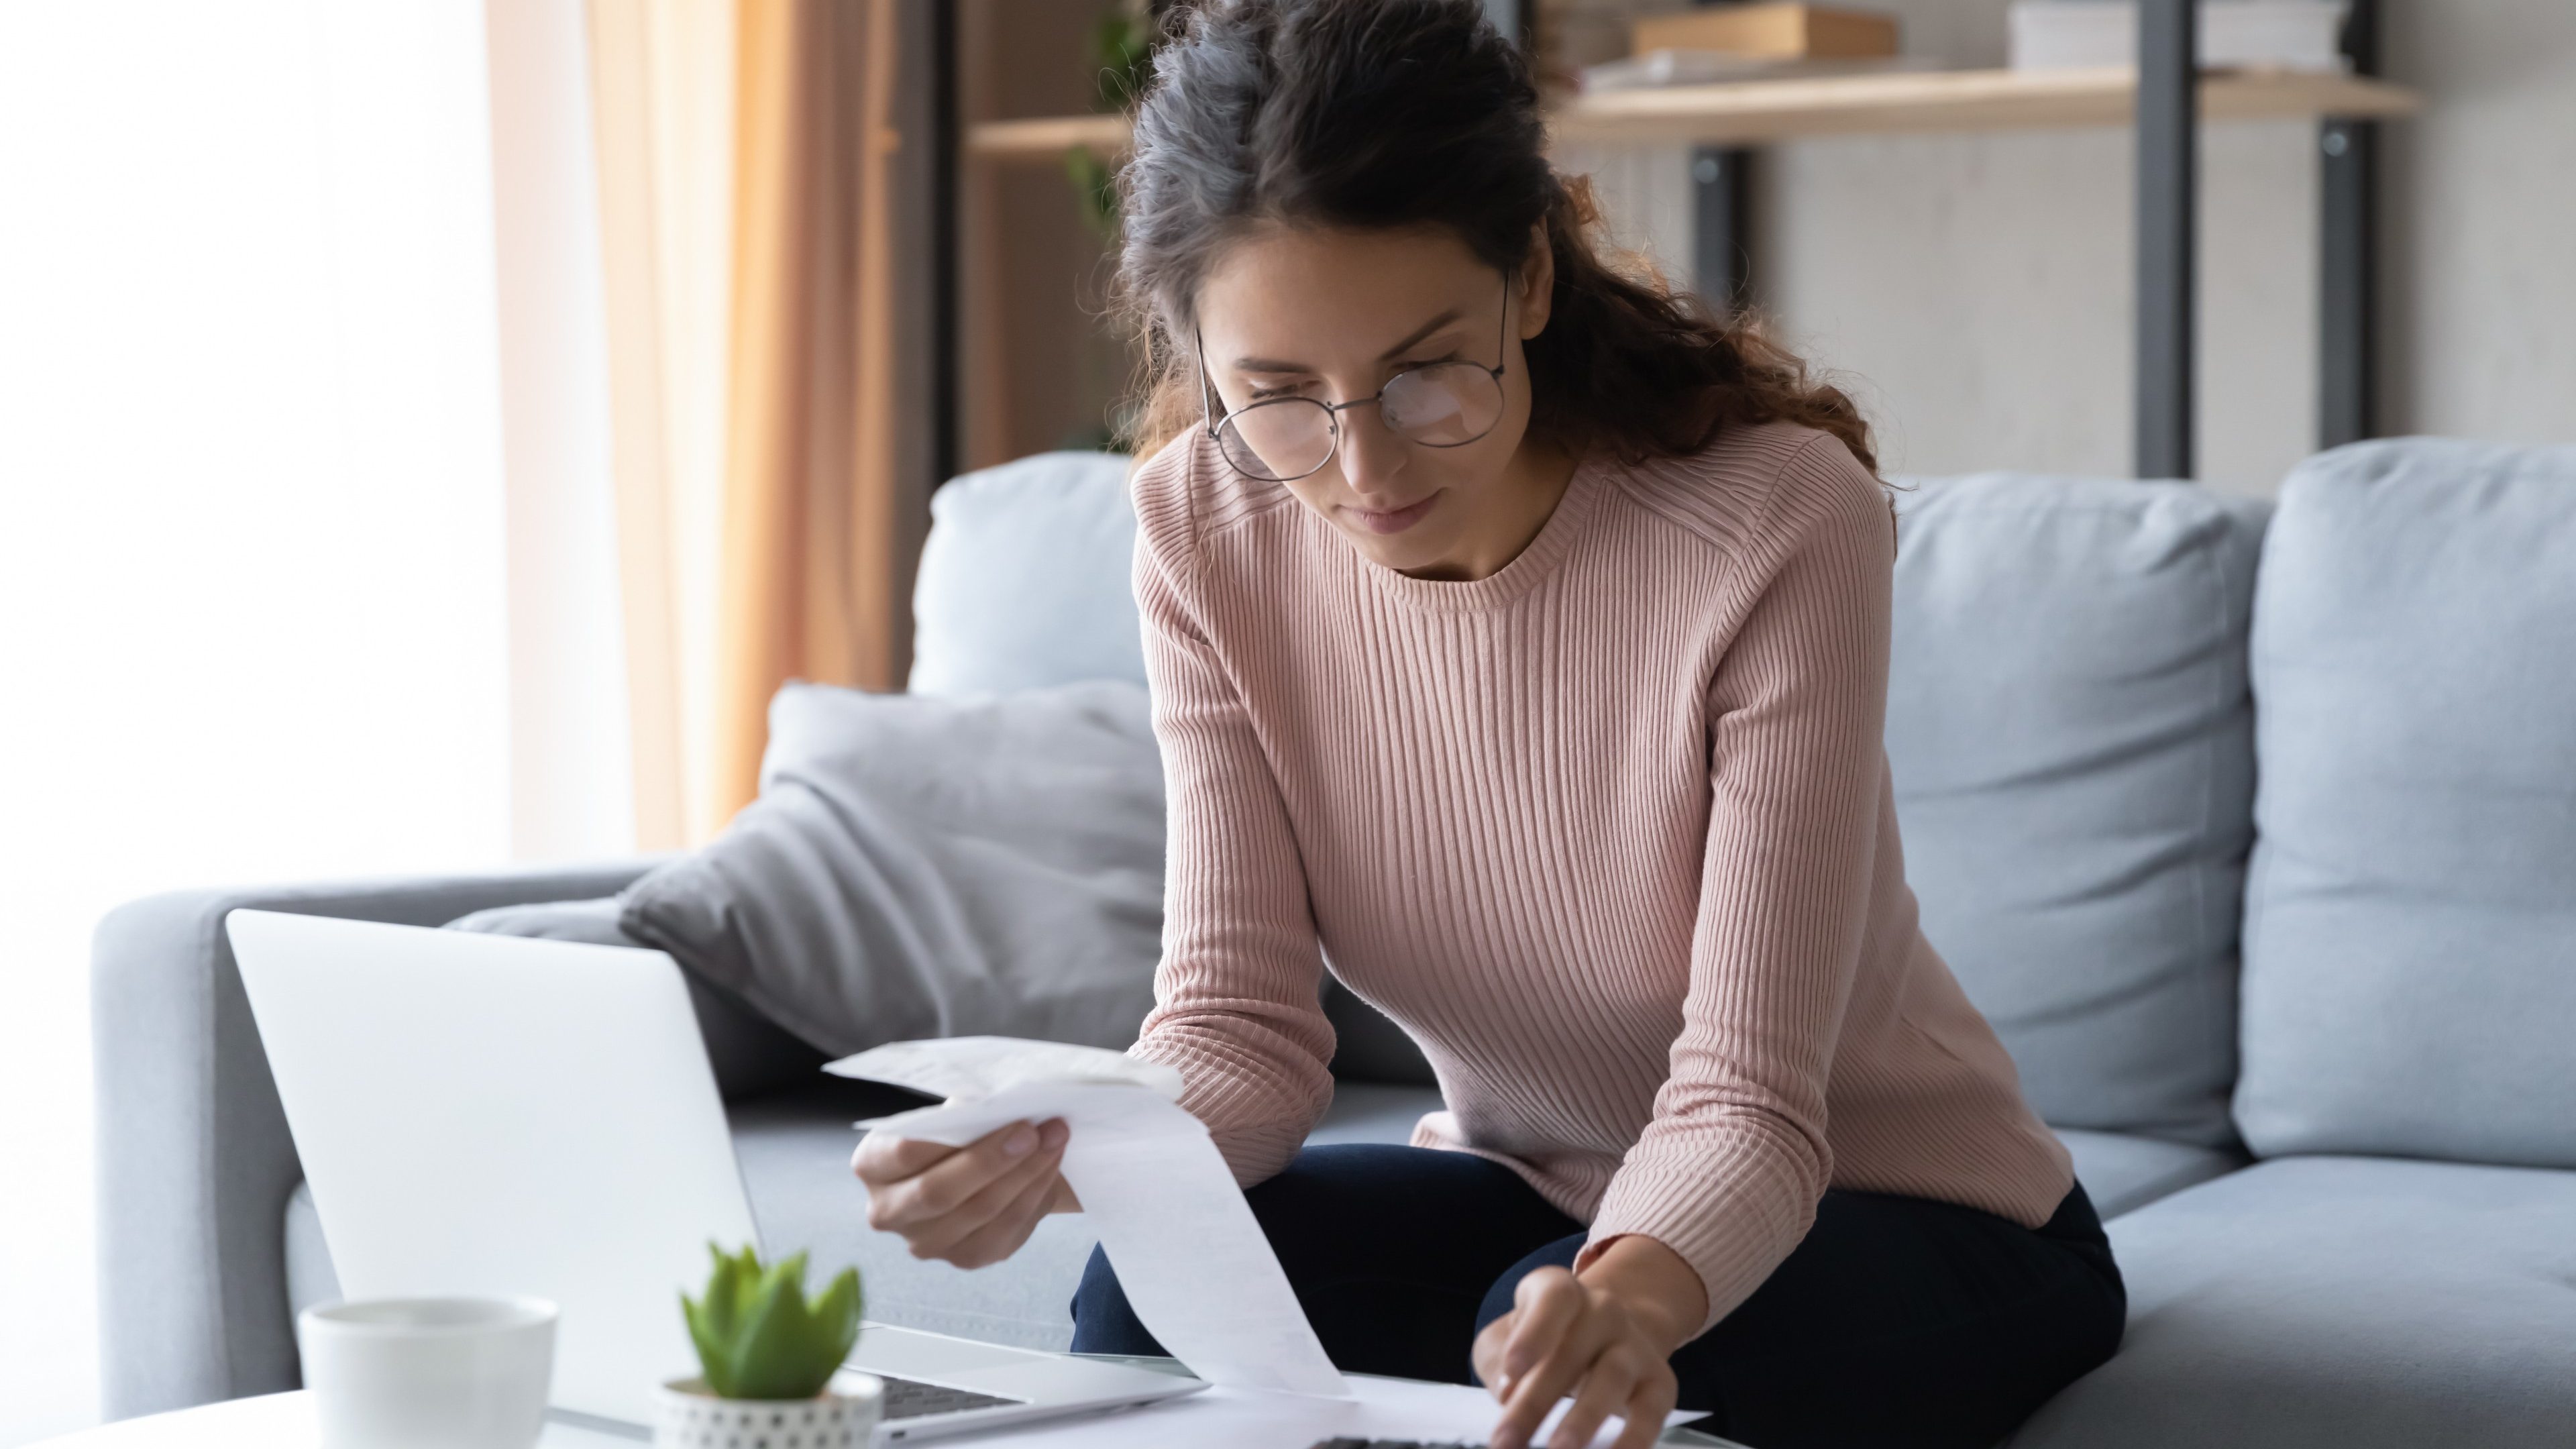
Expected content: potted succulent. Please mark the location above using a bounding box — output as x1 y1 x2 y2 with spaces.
656 1244 877 1449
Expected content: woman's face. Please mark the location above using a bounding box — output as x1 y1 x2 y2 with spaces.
1192 224 1564 580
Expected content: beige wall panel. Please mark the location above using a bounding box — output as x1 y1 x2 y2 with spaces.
2382 0 2576 447
1578 0 2575 494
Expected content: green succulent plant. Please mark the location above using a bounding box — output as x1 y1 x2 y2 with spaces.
680 1244 863 1400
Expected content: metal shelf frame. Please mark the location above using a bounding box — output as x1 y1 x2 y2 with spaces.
1690 0 2386 478
930 1 2398 483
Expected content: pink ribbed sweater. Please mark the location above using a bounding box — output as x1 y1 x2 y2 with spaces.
1124 419 2072 1332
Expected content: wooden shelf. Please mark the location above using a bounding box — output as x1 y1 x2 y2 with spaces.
969 113 1131 160
1558 65 2420 146
967 66 2421 161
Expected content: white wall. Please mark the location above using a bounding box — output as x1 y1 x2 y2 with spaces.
1578 0 2576 494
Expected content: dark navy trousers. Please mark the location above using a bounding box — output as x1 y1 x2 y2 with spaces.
1069 1143 2123 1449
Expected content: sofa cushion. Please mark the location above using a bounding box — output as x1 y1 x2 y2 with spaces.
2008 1156 2576 1449
619 681 1165 1061
2235 439 2576 1167
1888 475 2265 1146
280 1081 1446 1351
2053 1128 2243 1220
909 451 1145 698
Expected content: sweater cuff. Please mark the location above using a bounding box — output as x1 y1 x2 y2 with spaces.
1126 1034 1319 1187
1580 1158 1819 1337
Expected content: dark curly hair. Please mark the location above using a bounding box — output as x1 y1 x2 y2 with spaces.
1113 0 1876 475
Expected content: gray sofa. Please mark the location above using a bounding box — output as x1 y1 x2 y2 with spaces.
94 437 2576 1446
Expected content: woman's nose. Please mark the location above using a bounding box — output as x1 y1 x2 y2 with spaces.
1336 401 1409 498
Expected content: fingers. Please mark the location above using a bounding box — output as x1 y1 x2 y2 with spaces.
1487 1269 1683 1449
900 1127 1068 1260
1489 1271 1597 1449
858 1119 1069 1254
1472 1311 1515 1399
1501 1268 1585 1384
850 1128 961 1186
1545 1341 1647 1449
938 1169 1067 1269
1610 1371 1678 1449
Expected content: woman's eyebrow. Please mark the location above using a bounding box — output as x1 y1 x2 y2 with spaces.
1373 307 1466 361
1230 306 1469 373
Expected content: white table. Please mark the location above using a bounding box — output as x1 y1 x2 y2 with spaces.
26 1395 639 1447
40 1384 1737 1447
40 1361 1741 1433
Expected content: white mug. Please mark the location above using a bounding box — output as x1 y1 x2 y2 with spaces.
299 1297 558 1449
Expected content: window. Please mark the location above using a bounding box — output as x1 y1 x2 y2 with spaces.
0 4 552 1434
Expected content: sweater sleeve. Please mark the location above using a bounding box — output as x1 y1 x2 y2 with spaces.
1577 437 1894 1334
1122 449 1338 1185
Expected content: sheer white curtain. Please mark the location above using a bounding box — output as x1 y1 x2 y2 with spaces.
0 3 627 1440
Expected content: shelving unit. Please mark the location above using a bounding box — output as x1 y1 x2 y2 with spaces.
967 66 2417 159
928 1 2417 484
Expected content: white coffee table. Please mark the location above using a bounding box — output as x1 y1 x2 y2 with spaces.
24 1394 637 1448
38 1371 1735 1446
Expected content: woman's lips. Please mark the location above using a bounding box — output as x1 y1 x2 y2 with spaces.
1344 491 1440 536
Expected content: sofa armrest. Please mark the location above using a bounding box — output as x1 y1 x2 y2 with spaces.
91 860 658 1421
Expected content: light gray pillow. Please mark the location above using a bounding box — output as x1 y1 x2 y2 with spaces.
2235 438 2576 1167
619 680 1165 1059
1888 474 2267 1147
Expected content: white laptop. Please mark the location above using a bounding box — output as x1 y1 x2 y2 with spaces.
226 909 1203 1441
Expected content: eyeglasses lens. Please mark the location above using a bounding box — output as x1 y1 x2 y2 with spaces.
1218 400 1335 482
1382 363 1503 446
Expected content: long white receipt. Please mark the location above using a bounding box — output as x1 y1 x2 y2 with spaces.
829 1037 1350 1397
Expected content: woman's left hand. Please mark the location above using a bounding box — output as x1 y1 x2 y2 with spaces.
1472 1240 1697 1449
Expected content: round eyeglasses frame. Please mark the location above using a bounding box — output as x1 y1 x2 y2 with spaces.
1196 274 1513 483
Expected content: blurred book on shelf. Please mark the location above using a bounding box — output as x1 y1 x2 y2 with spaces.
1581 48 1939 93
2007 1 2351 73
1527 1 1900 94
1631 3 1900 60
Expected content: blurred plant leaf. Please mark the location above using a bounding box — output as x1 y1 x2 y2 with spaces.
680 1244 863 1400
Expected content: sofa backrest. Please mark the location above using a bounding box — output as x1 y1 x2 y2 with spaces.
1887 475 2267 1148
2233 438 2576 1169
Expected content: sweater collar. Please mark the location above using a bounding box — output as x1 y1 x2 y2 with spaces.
1356 451 1607 614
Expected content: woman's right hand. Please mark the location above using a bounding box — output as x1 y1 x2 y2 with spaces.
851 1118 1075 1269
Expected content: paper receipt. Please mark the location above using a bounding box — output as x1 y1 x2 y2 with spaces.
830 1038 1350 1398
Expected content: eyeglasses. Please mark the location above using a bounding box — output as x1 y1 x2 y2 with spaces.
1197 275 1511 483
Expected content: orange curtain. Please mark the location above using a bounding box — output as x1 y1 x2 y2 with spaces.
590 0 918 841
587 0 733 850
711 0 911 828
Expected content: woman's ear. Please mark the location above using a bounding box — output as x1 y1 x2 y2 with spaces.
1517 223 1555 340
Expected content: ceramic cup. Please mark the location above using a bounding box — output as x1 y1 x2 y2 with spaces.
299 1296 558 1449
653 1374 883 1449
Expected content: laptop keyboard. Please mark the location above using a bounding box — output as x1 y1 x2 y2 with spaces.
1305 1442 1484 1448
1305 1440 1483 1448
875 1374 1029 1420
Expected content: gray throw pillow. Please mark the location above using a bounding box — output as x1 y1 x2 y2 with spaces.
619 680 1166 1059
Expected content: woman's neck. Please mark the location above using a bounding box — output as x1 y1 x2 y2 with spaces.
1399 436 1583 584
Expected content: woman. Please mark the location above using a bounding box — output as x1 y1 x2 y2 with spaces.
853 3 2124 1446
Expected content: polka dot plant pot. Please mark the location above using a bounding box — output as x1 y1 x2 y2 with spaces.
653 1375 883 1449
